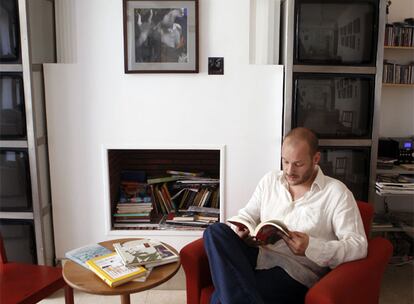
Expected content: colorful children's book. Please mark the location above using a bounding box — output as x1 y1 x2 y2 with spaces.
65 243 112 269
86 252 147 287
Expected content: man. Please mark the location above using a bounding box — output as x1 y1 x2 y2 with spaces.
203 127 368 304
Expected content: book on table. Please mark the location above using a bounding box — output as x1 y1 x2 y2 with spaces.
85 252 147 287
113 239 179 268
227 216 290 245
65 243 112 269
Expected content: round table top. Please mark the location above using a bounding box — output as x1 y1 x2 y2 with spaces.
62 238 181 295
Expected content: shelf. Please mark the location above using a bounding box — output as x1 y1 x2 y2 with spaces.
372 225 414 234
376 191 414 197
382 83 414 87
0 140 28 148
384 46 414 50
372 226 404 232
0 64 23 72
377 166 414 175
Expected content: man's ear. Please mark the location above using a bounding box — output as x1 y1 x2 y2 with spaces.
313 152 321 165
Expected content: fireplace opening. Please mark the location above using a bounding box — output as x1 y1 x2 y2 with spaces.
107 149 222 230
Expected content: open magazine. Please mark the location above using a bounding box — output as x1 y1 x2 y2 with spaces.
113 239 179 268
227 216 290 245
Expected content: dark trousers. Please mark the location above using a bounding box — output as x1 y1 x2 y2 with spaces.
203 223 308 304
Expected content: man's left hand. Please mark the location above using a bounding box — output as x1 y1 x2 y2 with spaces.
282 231 309 256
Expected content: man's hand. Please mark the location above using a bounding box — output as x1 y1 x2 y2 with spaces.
235 226 250 239
282 231 309 256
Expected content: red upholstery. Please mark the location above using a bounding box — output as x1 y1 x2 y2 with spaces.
180 201 393 304
0 234 74 304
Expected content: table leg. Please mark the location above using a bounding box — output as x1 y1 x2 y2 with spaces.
64 285 74 304
120 294 131 304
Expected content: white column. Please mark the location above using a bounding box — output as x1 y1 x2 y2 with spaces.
54 0 77 63
249 0 281 65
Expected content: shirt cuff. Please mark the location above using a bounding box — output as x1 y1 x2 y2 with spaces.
305 236 326 266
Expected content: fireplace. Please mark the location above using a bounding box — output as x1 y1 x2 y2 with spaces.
103 146 225 234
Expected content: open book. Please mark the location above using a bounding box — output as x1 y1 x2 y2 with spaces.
227 216 290 245
113 239 179 268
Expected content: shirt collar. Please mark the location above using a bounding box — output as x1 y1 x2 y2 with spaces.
311 166 325 191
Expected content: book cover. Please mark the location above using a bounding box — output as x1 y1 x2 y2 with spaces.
227 216 290 245
86 252 147 287
65 243 112 269
113 239 179 268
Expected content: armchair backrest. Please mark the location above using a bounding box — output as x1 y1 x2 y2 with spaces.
356 200 374 237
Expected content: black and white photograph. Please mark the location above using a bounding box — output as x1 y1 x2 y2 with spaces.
123 0 198 73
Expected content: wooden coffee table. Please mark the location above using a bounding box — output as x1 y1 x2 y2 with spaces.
62 238 181 304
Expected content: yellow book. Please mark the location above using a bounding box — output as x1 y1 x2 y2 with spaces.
86 252 147 287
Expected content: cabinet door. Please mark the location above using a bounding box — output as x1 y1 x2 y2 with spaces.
0 149 32 211
319 146 371 200
0 219 37 263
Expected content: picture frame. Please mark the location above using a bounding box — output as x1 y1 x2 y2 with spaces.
123 0 199 73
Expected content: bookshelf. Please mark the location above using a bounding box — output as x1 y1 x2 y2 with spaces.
382 19 414 85
371 2 414 264
103 147 225 236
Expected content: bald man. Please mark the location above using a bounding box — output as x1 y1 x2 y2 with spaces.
204 127 368 304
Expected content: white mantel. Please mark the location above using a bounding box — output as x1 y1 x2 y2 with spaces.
44 0 284 259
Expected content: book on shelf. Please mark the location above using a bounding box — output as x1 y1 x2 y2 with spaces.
113 239 179 268
147 176 181 184
86 252 147 287
65 243 112 269
227 216 290 245
166 170 204 177
399 163 414 171
113 223 161 229
187 206 220 214
377 174 414 185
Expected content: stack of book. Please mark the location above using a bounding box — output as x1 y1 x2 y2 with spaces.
377 157 397 170
65 239 179 288
376 174 414 195
165 206 220 228
113 181 154 227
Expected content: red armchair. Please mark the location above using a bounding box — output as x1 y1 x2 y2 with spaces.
180 201 393 304
0 233 74 304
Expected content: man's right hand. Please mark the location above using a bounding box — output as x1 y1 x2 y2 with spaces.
235 226 250 239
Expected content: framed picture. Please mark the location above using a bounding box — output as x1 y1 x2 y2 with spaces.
123 0 199 73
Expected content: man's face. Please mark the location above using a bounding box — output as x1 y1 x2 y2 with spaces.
281 139 320 186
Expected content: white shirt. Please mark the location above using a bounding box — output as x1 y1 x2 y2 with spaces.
234 167 368 287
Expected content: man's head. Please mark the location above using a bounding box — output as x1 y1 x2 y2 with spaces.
281 128 320 186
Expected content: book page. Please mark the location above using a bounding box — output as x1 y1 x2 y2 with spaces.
255 220 290 245
227 216 256 235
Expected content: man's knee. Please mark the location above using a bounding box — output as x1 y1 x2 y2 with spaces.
204 222 232 240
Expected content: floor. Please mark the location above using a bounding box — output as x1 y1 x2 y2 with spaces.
40 264 413 304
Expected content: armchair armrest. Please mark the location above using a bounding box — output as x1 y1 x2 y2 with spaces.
180 238 212 304
305 237 393 304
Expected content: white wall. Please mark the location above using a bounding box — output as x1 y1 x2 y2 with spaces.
44 0 284 258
